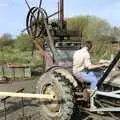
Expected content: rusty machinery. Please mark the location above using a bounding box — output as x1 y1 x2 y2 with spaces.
24 0 81 66
0 0 120 120
23 0 120 120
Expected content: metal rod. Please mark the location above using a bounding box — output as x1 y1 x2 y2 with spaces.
60 0 64 29
21 97 24 117
38 0 42 9
3 101 7 120
58 1 60 22
25 0 31 10
90 107 120 112
48 10 62 18
96 91 120 99
99 99 120 107
21 89 25 117
97 50 120 89
44 18 56 62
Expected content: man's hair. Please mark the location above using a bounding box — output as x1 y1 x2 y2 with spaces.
82 41 92 50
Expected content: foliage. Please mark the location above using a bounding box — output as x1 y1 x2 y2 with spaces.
0 33 44 67
66 15 119 62
0 47 43 67
0 33 13 46
66 15 112 40
0 15 120 67
66 16 89 39
90 40 116 62
13 33 33 51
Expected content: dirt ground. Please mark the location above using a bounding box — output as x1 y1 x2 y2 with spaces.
0 78 119 120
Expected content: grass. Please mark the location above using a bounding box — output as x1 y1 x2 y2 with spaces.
91 40 118 62
0 48 44 68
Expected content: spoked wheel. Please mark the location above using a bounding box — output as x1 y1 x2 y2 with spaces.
36 70 75 120
26 7 48 38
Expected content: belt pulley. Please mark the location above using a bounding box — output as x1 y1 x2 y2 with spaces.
24 0 62 64
26 7 48 38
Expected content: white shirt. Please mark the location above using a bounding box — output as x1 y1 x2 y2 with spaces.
73 47 91 74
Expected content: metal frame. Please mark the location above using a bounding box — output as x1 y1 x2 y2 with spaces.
90 89 120 112
89 50 120 112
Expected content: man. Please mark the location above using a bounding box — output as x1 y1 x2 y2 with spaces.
73 41 108 89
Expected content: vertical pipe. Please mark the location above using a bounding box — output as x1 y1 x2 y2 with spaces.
4 101 7 120
60 0 64 29
58 1 60 22
21 97 24 117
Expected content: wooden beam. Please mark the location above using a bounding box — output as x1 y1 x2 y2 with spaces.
0 92 53 100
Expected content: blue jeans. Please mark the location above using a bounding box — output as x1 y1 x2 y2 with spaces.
74 71 103 89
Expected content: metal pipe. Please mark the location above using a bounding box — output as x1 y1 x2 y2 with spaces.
58 1 60 22
96 91 120 99
60 0 64 29
3 101 7 120
25 0 31 10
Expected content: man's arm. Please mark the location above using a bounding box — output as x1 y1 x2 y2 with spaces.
87 63 108 70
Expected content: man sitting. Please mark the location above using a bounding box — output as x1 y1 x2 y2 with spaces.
73 41 108 90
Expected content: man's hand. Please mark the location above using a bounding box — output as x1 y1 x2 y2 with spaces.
102 63 109 67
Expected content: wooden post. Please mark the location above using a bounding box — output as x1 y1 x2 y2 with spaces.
0 92 53 100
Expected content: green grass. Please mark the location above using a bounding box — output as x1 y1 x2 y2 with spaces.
0 48 44 68
0 40 119 67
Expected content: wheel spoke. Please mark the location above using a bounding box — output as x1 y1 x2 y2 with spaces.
38 0 43 9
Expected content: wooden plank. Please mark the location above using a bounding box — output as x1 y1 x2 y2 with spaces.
7 64 27 68
1 88 24 102
0 92 53 100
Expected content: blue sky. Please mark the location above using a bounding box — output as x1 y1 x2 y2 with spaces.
0 0 120 38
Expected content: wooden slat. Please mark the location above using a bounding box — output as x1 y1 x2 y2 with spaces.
0 92 53 100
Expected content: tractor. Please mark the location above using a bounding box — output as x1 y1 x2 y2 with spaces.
24 0 120 119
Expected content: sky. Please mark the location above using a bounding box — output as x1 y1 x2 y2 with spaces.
0 0 120 38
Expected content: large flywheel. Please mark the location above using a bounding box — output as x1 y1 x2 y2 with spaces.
24 0 62 61
24 0 61 39
26 7 48 38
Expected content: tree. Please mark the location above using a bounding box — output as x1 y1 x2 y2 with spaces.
111 26 120 41
66 15 89 40
14 33 33 51
66 15 112 41
0 33 13 46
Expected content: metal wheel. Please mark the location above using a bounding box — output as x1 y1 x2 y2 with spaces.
26 7 48 38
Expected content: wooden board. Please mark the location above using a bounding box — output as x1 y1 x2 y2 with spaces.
0 92 53 100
